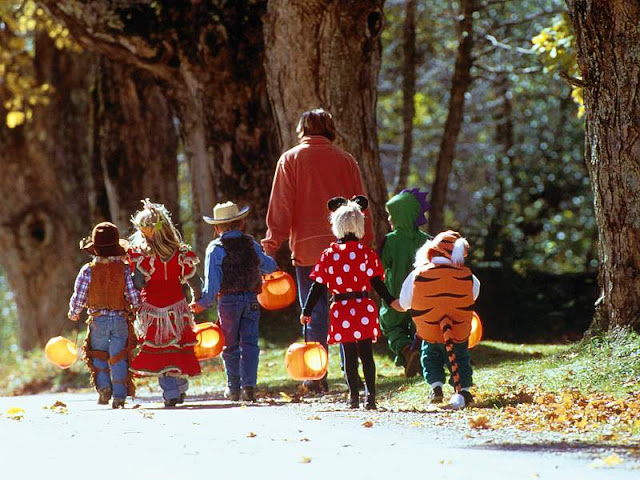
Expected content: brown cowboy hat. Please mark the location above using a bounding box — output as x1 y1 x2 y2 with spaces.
80 222 128 257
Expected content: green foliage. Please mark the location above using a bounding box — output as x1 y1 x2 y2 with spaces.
532 14 583 117
0 0 80 128
378 0 594 274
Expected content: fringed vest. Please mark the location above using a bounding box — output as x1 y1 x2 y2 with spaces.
410 263 474 343
87 261 128 311
220 235 261 294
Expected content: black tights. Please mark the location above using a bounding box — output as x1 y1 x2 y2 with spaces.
342 339 376 399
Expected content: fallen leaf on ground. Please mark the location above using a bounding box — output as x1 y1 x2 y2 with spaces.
469 415 490 429
5 407 25 420
141 411 154 419
300 456 312 463
279 392 293 403
45 401 68 414
590 453 623 469
362 420 374 428
246 432 257 438
307 415 321 420
411 421 422 427
299 438 310 442
131 404 141 409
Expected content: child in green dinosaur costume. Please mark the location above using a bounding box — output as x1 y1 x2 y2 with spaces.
379 189 430 377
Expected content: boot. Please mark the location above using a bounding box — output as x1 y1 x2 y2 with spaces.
402 345 420 378
224 387 241 401
111 398 125 409
242 386 256 402
348 393 360 409
97 387 112 405
365 395 377 410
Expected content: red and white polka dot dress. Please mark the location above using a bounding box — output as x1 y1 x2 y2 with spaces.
309 241 384 344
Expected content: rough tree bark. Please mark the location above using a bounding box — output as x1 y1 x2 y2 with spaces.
0 37 95 349
41 1 279 255
566 0 640 332
94 57 179 232
428 0 476 235
394 0 416 194
263 0 389 243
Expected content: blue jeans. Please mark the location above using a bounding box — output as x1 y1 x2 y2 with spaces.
159 375 189 401
295 266 329 349
218 292 260 390
89 315 129 399
420 340 473 389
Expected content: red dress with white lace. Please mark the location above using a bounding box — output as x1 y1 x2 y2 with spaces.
309 241 384 344
128 244 201 377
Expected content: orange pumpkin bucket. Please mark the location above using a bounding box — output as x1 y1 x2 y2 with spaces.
468 311 483 349
284 324 328 380
44 336 78 369
258 271 297 310
194 322 225 361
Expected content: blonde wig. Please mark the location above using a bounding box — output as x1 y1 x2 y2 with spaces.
129 199 183 260
330 199 366 240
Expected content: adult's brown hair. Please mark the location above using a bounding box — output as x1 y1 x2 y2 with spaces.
296 108 337 141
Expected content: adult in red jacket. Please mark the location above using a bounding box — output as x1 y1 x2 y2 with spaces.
262 109 372 391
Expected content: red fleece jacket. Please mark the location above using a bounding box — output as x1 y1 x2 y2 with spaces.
262 136 373 266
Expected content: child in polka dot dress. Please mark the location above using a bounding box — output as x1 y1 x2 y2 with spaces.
301 196 402 409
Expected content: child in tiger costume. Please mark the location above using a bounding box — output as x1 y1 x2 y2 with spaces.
397 230 480 409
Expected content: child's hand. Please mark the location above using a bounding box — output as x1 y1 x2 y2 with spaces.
189 302 205 314
300 314 311 325
391 299 405 312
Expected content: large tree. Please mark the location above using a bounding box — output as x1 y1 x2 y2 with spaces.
0 34 96 349
41 0 280 255
263 0 389 242
565 0 640 331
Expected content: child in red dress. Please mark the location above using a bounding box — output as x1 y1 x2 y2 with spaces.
300 196 401 409
127 199 202 407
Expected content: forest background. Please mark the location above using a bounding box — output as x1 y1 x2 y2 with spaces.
0 0 637 366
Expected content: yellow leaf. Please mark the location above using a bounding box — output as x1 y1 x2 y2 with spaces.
5 407 25 420
279 392 292 403
246 432 257 438
6 111 26 128
300 456 312 463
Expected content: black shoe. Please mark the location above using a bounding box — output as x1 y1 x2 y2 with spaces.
97 388 112 405
303 379 329 393
430 386 444 404
460 390 474 406
241 386 256 402
164 397 179 408
365 396 377 410
402 345 420 378
177 393 186 404
348 394 360 409
224 387 241 401
111 398 125 409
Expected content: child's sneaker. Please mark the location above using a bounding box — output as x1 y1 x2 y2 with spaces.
461 390 474 406
97 388 112 405
429 386 444 404
164 397 179 408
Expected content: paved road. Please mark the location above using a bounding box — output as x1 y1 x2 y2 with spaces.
0 392 637 479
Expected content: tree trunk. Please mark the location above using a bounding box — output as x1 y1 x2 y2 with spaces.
94 57 179 232
394 0 417 194
42 1 280 256
0 37 95 350
263 0 389 244
428 0 476 236
566 0 640 332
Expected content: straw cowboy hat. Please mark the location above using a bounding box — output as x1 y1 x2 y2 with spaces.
80 222 128 257
203 201 250 225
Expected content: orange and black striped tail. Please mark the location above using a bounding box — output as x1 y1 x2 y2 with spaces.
440 316 461 393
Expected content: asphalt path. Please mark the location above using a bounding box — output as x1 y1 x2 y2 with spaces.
0 392 637 479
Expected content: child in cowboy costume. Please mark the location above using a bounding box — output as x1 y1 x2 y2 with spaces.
300 196 401 410
398 230 480 409
128 200 202 407
190 201 277 402
68 222 141 408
